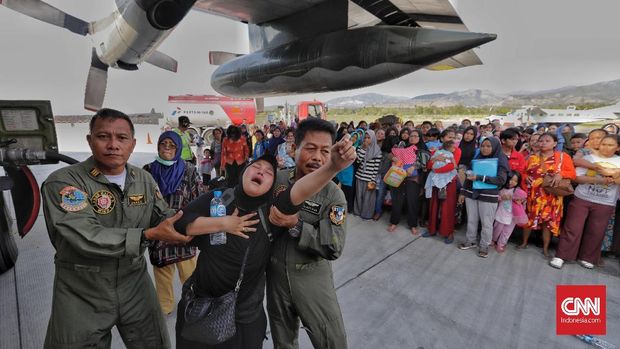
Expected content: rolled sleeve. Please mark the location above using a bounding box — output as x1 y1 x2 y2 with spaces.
125 228 143 258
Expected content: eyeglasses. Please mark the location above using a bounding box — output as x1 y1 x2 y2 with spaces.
159 141 177 149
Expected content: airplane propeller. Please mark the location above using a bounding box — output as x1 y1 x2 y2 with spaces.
1 0 89 35
2 0 179 111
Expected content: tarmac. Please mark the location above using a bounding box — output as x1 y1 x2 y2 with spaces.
1 152 619 349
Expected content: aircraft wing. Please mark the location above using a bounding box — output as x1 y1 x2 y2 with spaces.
193 0 485 68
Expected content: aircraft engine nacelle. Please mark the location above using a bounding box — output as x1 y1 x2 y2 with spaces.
211 26 496 97
97 0 196 70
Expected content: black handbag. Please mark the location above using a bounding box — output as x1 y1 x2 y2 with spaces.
180 245 250 344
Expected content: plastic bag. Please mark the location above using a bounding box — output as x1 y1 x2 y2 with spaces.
383 165 407 187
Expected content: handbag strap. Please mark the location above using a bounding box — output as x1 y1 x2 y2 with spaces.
234 205 270 293
234 244 251 293
541 151 562 175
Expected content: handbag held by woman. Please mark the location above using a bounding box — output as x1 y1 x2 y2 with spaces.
541 152 574 197
180 245 250 344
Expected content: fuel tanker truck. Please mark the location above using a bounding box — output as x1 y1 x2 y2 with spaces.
165 95 256 144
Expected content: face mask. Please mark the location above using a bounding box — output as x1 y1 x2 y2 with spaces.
156 155 176 166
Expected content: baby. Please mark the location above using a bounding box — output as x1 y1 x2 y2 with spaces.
425 141 458 199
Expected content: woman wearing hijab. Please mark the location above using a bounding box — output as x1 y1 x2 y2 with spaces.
457 137 509 258
143 131 203 315
267 126 285 157
388 130 431 234
174 137 356 348
354 129 383 219
458 126 478 178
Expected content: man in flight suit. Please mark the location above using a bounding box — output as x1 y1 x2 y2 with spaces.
41 108 191 348
268 118 348 349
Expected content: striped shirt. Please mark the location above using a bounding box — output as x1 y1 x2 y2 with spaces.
355 147 383 183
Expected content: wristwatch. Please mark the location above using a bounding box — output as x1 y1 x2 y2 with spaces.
288 218 304 238
140 229 153 248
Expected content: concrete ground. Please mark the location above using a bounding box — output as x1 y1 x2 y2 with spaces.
1 153 619 349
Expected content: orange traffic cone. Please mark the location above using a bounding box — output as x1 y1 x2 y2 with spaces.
147 133 152 144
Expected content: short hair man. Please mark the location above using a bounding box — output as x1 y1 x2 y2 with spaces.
267 118 348 348
41 108 190 348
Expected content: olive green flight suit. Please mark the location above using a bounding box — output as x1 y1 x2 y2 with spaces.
41 156 175 349
267 169 348 349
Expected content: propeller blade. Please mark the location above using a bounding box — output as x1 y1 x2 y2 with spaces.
84 49 109 112
145 50 178 73
1 0 89 35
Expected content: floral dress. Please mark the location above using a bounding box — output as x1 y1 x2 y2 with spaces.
525 154 564 236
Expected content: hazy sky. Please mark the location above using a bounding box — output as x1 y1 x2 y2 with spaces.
1 0 619 115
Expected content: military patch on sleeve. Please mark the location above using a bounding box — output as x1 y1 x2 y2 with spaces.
128 194 146 206
273 184 288 198
329 205 346 225
154 186 163 200
59 186 88 212
91 190 116 215
302 200 322 215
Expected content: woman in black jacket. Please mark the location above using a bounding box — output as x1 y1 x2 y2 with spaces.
173 137 355 348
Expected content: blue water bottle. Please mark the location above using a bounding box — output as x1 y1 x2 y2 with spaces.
210 191 227 245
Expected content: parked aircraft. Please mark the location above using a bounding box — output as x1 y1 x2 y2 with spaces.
496 104 620 125
1 0 496 111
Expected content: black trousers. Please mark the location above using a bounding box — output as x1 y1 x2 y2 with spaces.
225 162 244 188
341 184 355 213
176 300 267 349
389 179 421 227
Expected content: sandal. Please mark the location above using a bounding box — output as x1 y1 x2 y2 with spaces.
387 224 397 233
421 231 436 238
410 227 419 235
516 244 528 250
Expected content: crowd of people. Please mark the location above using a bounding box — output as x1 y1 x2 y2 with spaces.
39 108 620 349
200 117 620 267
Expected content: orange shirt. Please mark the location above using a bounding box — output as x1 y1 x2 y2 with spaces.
221 136 249 169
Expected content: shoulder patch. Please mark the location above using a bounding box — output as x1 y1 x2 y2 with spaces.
59 186 88 212
329 205 346 226
273 184 288 198
91 190 116 215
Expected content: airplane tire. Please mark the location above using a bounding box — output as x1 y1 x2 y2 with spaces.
0 202 18 275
